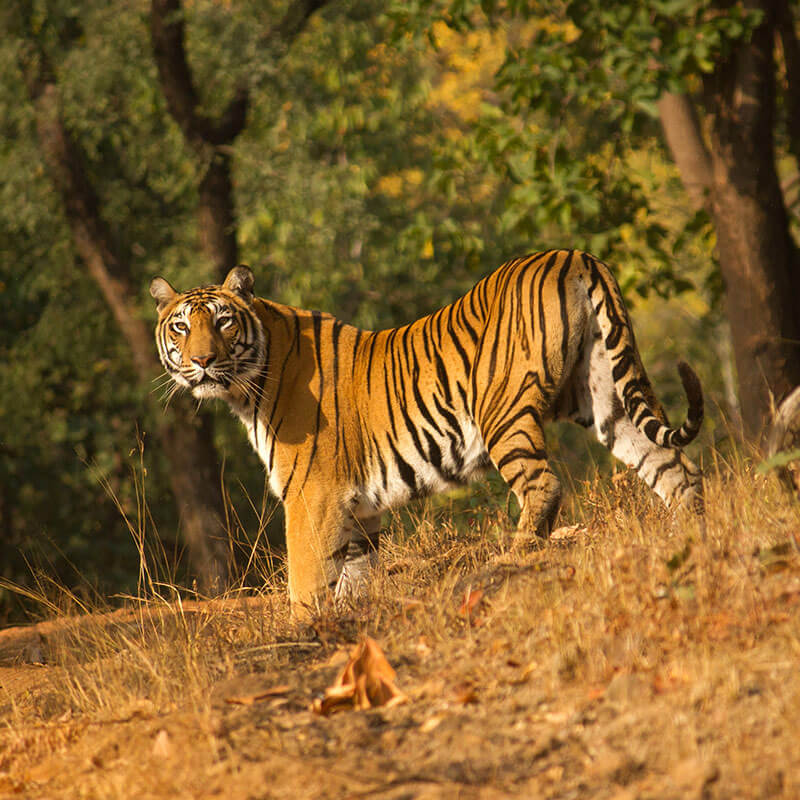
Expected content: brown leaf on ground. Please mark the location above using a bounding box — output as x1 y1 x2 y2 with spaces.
151 729 172 758
224 685 290 705
550 524 585 540
458 588 483 616
311 637 407 716
455 683 479 705
559 565 577 581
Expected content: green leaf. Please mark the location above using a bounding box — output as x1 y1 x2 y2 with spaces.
756 449 800 475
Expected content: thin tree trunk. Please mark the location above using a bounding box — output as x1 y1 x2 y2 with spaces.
658 6 800 440
199 153 238 278
150 0 330 281
657 92 713 213
28 69 230 592
701 2 800 439
150 0 245 281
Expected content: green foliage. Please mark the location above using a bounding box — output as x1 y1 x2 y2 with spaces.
424 0 766 301
492 2 763 120
235 5 506 328
757 449 800 474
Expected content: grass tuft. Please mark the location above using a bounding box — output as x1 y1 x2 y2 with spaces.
1 452 799 798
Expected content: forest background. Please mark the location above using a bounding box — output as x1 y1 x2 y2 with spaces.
1 0 799 623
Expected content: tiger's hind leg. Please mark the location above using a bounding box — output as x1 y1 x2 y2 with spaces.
574 329 703 511
334 513 381 602
482 411 562 543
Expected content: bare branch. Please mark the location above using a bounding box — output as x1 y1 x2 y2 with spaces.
149 0 331 144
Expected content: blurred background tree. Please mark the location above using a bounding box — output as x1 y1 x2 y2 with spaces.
1 0 796 622
432 0 800 437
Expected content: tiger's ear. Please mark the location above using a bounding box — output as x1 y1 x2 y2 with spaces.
223 265 255 303
150 277 178 313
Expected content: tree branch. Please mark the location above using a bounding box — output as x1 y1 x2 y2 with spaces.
262 0 330 51
31 80 157 379
150 0 248 148
150 0 330 281
657 92 713 212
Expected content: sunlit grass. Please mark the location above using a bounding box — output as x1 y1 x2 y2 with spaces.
1 448 798 797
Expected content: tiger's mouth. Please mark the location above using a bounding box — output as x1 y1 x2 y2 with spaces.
190 374 229 399
167 354 263 401
183 369 231 396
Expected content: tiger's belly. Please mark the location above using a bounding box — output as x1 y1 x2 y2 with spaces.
236 395 489 514
354 414 489 515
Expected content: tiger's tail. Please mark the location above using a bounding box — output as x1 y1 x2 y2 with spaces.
580 253 703 449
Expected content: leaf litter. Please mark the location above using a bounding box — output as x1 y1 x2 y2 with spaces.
311 637 407 715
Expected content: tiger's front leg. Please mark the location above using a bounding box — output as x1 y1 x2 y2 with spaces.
282 494 350 620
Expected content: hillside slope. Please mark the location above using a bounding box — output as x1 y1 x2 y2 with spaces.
1 465 798 799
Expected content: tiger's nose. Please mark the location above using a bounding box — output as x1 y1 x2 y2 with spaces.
191 353 216 369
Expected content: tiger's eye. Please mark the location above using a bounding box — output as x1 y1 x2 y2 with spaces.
217 315 235 330
171 320 189 335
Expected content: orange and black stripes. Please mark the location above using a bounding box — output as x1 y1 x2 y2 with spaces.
579 253 703 448
152 253 704 615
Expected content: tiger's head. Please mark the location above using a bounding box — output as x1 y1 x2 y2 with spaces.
150 266 266 401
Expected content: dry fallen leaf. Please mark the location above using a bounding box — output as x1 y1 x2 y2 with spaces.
559 565 576 581
550 524 584 540
454 684 479 705
586 685 605 701
420 713 446 733
509 660 539 685
458 588 483 616
224 685 290 705
311 637 407 716
308 647 351 672
152 729 172 758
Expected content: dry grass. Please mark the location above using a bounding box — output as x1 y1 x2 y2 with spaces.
1 455 799 799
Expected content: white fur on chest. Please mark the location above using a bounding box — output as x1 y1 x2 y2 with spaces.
238 408 284 499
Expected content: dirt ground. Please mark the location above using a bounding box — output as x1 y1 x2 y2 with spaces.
1 474 799 799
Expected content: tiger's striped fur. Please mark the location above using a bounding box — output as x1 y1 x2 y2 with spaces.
151 250 703 616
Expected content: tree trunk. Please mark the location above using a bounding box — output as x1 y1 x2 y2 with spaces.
159 408 230 591
658 6 800 441
29 71 230 592
150 0 330 282
150 0 245 282
657 92 713 213
701 3 800 440
199 152 238 279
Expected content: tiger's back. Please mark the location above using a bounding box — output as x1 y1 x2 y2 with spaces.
152 249 703 616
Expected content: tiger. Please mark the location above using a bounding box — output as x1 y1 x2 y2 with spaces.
151 249 703 617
